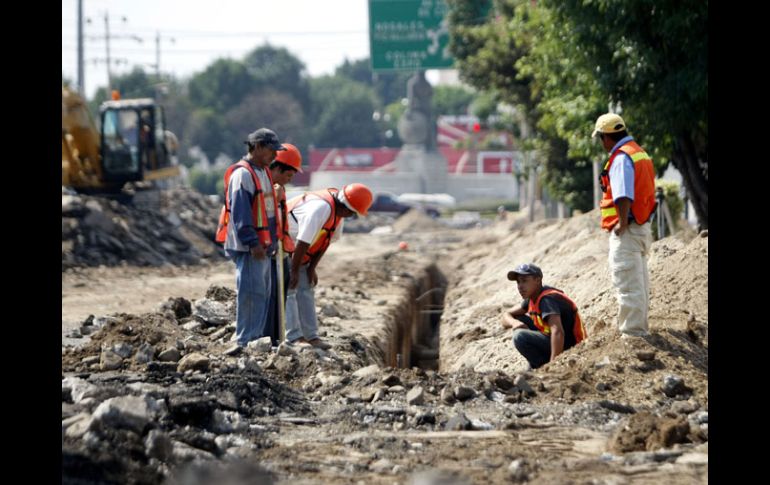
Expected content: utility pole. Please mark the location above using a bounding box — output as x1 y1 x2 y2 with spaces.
103 12 112 91
77 0 85 95
153 32 175 80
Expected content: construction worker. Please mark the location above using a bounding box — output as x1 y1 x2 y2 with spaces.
215 128 285 353
592 113 656 339
501 263 586 369
264 143 302 345
285 183 374 349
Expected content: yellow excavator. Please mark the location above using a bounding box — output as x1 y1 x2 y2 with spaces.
62 86 181 192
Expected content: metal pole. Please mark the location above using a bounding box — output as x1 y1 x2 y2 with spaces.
593 160 601 210
155 31 160 79
104 12 112 91
77 0 85 95
656 187 665 239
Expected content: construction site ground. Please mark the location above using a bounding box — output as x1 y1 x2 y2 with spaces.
62 207 708 485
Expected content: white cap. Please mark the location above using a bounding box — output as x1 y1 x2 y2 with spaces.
336 189 359 215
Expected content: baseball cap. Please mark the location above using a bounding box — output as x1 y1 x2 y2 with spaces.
246 128 286 151
591 113 626 138
507 263 543 281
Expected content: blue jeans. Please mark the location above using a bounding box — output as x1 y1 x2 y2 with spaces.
231 251 271 347
512 327 551 369
285 263 318 342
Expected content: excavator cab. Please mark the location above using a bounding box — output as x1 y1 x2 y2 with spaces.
99 99 172 184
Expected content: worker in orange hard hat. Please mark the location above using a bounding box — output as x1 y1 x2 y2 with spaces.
284 183 373 349
263 143 303 345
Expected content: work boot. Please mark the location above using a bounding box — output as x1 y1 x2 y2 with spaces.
309 338 331 350
288 337 309 345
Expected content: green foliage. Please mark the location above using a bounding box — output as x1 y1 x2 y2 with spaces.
308 76 381 148
335 58 412 107
243 45 311 112
655 179 684 227
188 59 254 113
433 85 475 115
188 166 226 196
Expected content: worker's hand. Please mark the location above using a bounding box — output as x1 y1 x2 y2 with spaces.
250 244 266 260
613 223 628 237
289 268 300 289
274 184 285 201
307 267 318 287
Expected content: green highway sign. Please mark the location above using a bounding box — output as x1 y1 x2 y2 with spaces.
368 0 454 71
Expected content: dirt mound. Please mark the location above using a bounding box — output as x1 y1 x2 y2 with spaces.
439 211 708 409
391 208 446 234
62 188 224 270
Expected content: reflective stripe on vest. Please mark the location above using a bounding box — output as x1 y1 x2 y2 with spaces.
214 160 278 247
275 187 295 253
527 288 587 344
599 141 657 231
286 188 342 264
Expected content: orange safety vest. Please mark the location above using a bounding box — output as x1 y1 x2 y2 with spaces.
286 188 343 265
527 288 587 344
215 159 278 247
274 185 295 253
599 140 657 231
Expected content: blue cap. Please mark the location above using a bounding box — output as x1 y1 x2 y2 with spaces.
507 263 543 281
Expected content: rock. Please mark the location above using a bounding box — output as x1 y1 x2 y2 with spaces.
372 389 387 403
192 299 232 326
172 440 217 462
415 412 436 426
493 376 514 391
454 386 476 401
182 321 203 332
145 430 173 462
445 413 471 431
376 300 387 305
441 386 456 404
598 400 636 414
321 304 341 317
209 327 232 341
361 389 377 403
63 413 93 439
111 343 133 359
382 374 402 386
352 364 380 379
177 353 210 373
158 348 182 362
211 409 248 434
160 297 192 319
205 285 235 302
388 385 406 393
692 411 708 424
636 350 656 362
317 372 344 388
62 377 99 404
469 419 494 431
508 459 529 482
81 356 100 366
247 337 273 353
595 356 612 368
133 343 155 364
238 357 262 373
369 458 394 473
66 329 82 339
62 194 86 216
92 395 159 433
407 386 425 405
699 230 708 238
596 382 611 392
277 342 298 357
514 375 535 396
662 374 688 397
100 349 123 371
671 400 699 415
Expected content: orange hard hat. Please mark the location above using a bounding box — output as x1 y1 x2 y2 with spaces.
274 143 303 173
341 183 373 216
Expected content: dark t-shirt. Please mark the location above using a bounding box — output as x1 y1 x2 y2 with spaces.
520 286 578 349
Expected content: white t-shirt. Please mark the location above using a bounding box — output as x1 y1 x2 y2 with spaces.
288 197 344 245
254 167 275 217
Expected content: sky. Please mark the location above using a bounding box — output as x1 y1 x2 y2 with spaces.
62 0 375 99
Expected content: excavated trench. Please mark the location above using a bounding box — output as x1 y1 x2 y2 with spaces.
384 264 447 370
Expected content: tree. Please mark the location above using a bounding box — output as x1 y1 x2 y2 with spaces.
222 90 306 158
308 76 381 148
335 58 412 107
543 0 708 227
187 59 254 113
243 44 311 112
433 85 476 115
185 109 230 164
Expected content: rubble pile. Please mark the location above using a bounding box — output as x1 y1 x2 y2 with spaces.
62 188 224 270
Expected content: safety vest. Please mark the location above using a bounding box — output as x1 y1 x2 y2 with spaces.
286 188 343 265
215 159 278 247
274 184 295 253
599 140 657 231
527 288 587 344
